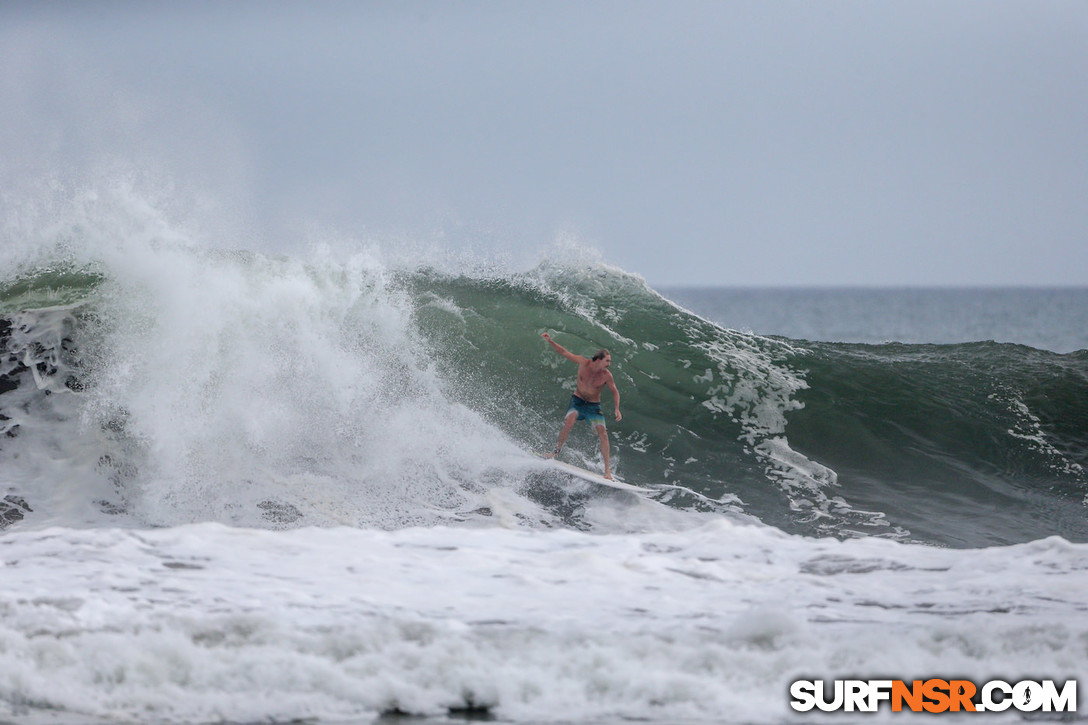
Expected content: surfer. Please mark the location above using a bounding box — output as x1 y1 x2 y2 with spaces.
541 332 622 479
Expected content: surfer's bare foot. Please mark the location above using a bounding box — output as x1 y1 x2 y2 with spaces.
543 447 560 459
604 471 613 480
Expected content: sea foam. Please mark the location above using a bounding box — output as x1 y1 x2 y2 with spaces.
1 521 1085 723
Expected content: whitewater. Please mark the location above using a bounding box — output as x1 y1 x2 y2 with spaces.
1 189 1086 724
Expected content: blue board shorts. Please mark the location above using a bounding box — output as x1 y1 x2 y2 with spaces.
566 394 606 429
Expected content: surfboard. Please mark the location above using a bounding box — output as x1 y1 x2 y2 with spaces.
540 456 655 494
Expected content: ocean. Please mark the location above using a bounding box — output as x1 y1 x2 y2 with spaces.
661 287 1088 355
1 199 1086 723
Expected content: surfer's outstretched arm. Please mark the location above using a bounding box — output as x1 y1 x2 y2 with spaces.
541 332 587 364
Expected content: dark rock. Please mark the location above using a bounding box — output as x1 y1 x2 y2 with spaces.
1 495 32 529
257 499 303 525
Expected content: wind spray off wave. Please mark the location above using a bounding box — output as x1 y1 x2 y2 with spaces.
0 234 534 531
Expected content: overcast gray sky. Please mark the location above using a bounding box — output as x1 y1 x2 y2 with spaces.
2 1 1086 286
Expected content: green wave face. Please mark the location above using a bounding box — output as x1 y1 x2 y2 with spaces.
404 264 877 537
787 341 1088 545
0 266 104 314
402 264 1088 545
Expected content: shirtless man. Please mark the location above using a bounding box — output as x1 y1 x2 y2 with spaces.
541 332 622 479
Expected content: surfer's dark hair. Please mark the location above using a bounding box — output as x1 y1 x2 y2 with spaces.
592 349 610 361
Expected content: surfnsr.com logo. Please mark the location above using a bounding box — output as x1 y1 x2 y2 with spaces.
790 679 1078 713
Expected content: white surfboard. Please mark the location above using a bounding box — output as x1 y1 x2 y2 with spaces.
540 457 655 494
